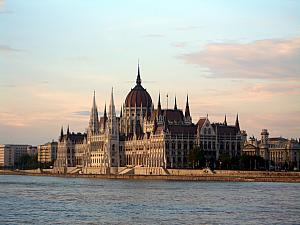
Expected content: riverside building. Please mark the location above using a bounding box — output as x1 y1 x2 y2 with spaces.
54 65 246 174
37 141 58 164
0 144 36 168
243 129 300 170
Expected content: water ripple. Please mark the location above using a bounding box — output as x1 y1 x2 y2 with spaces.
0 175 300 224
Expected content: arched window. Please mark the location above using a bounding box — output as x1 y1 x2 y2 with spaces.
178 142 181 149
183 141 187 150
165 142 169 150
172 142 176 149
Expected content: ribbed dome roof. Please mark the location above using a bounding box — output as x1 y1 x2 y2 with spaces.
124 65 152 108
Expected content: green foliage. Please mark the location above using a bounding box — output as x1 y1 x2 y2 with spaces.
16 153 39 169
188 146 206 169
240 155 266 170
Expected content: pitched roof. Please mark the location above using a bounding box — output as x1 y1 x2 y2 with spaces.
212 123 239 136
162 109 184 122
197 118 206 128
167 124 197 135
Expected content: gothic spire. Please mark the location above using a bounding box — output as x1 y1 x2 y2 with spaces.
88 91 100 134
104 103 107 118
67 124 70 135
60 126 64 141
185 94 190 118
120 106 123 117
174 95 177 110
108 87 117 135
224 114 227 126
157 92 161 116
109 87 116 118
136 61 141 86
235 114 240 131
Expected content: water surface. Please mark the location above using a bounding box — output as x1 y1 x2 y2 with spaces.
0 175 299 224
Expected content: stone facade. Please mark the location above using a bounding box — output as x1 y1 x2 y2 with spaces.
38 141 58 163
54 65 245 173
243 129 300 170
0 144 35 167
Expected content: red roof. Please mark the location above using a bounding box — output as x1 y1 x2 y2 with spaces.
125 85 152 108
162 109 184 122
197 118 206 128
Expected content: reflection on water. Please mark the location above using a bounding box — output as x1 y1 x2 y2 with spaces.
0 175 300 224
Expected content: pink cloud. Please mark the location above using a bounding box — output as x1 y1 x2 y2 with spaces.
172 42 187 48
181 37 300 80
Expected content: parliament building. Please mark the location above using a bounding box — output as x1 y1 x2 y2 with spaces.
54 65 246 174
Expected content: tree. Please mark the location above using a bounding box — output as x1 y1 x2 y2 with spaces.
240 155 266 170
16 153 39 170
188 146 205 169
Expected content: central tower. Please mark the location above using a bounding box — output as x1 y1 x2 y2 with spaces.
121 64 153 135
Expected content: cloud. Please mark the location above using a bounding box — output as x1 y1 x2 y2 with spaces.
0 84 17 88
246 82 300 96
73 111 90 116
181 37 300 80
141 34 164 38
0 45 21 54
176 26 200 31
172 42 187 48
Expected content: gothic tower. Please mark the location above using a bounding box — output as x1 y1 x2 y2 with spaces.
184 94 192 124
88 91 100 135
106 87 120 167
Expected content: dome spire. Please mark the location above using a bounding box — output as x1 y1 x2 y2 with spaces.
136 60 141 86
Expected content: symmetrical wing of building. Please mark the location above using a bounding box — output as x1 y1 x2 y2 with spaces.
54 65 246 173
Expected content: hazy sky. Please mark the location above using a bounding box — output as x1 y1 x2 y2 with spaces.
1 0 300 145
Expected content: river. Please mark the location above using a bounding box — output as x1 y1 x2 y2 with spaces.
0 175 299 224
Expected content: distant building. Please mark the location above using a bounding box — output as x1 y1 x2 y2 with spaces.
54 128 87 168
0 144 33 168
243 129 300 170
38 141 58 163
27 146 38 156
54 64 246 173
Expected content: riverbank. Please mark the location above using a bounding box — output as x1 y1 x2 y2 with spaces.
2 169 300 183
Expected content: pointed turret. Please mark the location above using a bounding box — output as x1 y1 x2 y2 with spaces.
185 94 190 118
157 92 161 117
108 87 117 135
235 114 240 131
224 114 227 126
104 103 107 118
88 91 100 135
184 94 192 124
59 126 64 141
67 124 70 135
136 62 141 86
120 106 123 118
174 95 178 110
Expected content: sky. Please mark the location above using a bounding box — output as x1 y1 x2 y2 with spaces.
0 0 300 145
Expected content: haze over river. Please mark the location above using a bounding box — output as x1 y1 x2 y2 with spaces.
0 175 299 224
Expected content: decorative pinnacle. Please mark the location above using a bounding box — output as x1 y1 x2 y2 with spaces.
136 61 141 85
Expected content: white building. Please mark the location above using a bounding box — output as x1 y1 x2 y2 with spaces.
0 144 32 168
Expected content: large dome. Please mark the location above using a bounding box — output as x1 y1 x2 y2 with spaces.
124 66 152 108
